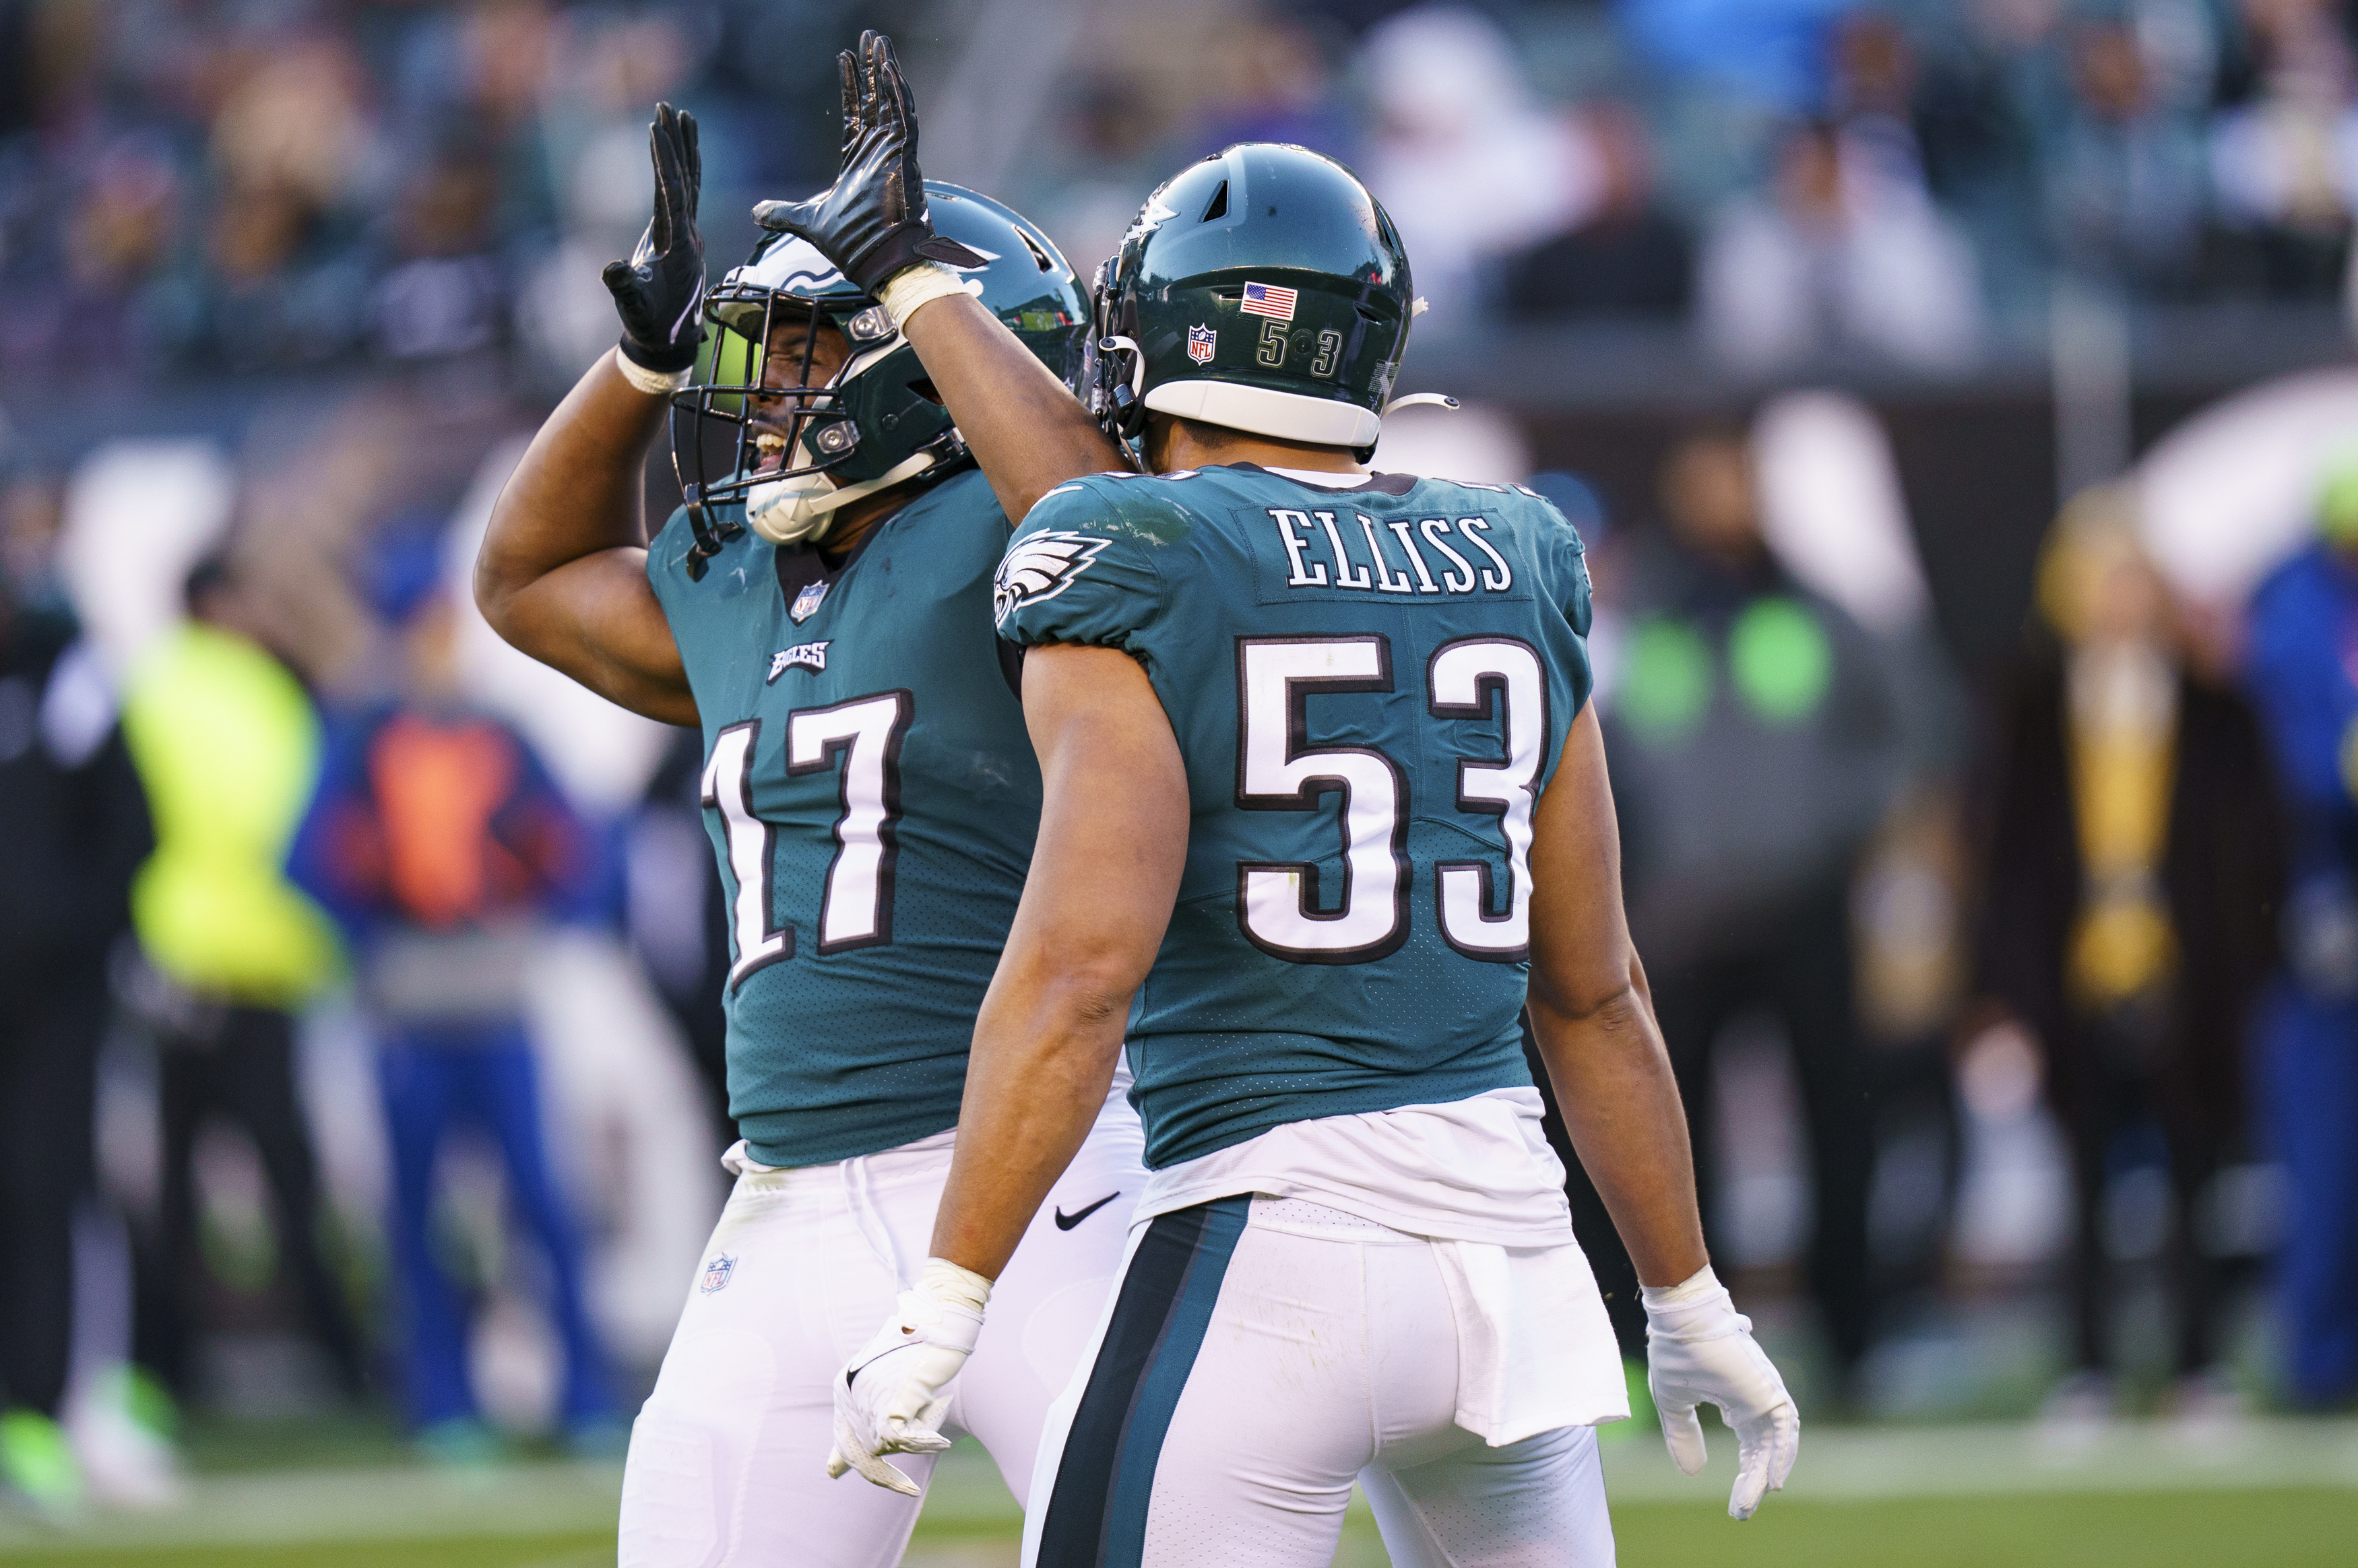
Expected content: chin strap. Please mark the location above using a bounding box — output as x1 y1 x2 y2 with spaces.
744 447 948 545
1382 393 1459 416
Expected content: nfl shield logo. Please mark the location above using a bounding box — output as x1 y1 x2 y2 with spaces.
1186 325 1216 365
699 1253 736 1294
790 579 830 624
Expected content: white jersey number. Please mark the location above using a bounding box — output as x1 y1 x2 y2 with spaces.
1236 637 1410 962
701 720 793 988
1234 635 1547 966
701 690 914 986
787 690 914 954
1429 638 1547 961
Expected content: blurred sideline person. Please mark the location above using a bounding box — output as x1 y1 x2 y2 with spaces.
117 554 364 1414
624 729 734 1153
0 518 151 1515
833 142 1797 1567
2244 459 2358 1409
1602 428 1903 1391
1971 494 2281 1425
288 539 612 1456
473 46 1146 1562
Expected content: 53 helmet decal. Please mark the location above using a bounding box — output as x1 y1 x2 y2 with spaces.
994 530 1112 628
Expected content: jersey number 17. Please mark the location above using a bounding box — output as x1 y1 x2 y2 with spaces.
701 691 914 988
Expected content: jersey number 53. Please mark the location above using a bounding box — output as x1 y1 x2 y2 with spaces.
1237 635 1543 966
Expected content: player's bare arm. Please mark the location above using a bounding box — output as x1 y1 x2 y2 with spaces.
1527 705 1799 1516
476 103 701 727
753 32 1122 520
1522 704 1709 1288
927 644 1188 1278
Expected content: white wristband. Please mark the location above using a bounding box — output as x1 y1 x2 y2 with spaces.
919 1256 993 1314
613 346 693 395
1641 1264 1726 1313
877 261 983 329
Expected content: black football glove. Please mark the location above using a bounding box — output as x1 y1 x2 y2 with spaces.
602 101 706 373
751 30 985 296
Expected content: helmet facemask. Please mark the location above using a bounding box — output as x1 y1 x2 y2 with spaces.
669 282 906 551
664 187 1089 575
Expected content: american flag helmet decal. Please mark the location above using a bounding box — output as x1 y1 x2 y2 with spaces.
1239 282 1298 321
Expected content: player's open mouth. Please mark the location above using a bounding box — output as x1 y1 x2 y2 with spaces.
751 429 790 475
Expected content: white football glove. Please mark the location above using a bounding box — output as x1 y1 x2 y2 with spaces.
826 1258 991 1496
1644 1265 1799 1520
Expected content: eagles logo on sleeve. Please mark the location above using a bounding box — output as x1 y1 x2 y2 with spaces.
993 531 1112 627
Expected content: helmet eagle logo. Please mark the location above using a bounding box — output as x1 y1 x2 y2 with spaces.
994 529 1112 628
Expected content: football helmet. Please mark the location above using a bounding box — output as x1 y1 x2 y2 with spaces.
1080 143 1428 461
670 182 1087 560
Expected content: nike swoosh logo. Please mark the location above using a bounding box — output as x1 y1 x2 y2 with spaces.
1054 1192 1121 1231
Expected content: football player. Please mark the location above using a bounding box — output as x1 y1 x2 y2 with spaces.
828 144 1799 1565
474 38 1143 1567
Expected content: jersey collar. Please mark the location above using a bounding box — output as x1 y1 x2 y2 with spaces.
1225 462 1419 498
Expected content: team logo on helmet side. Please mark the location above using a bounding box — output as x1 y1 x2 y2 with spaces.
735 235 851 296
994 529 1111 627
1187 325 1216 364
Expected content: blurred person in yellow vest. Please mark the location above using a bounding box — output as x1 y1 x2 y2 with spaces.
117 552 367 1414
0 471 152 1517
1971 490 2282 1430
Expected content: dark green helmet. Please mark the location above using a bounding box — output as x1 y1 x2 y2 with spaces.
1081 143 1424 459
670 181 1085 554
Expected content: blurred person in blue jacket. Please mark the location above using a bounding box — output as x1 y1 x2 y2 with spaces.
289 531 614 1457
2244 455 2358 1409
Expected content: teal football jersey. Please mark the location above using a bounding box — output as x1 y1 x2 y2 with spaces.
647 469 1041 1166
996 463 1595 1169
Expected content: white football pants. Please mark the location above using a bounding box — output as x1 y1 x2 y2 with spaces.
617 1092 1145 1568
1021 1196 1617 1568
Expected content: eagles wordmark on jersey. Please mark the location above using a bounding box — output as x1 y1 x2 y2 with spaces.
995 462 1596 1169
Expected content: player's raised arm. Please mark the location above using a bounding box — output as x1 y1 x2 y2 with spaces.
753 31 1122 521
475 104 700 728
1524 704 1799 1519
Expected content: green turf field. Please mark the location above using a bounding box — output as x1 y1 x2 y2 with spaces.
0 1493 2346 1568
0 1418 2349 1565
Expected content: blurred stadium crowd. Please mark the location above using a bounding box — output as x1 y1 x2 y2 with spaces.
3 0 2358 1525
15 0 2358 375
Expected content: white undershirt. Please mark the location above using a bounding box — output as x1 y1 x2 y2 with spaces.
1133 1086 1573 1247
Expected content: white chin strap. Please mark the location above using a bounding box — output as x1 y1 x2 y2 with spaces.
744 448 944 545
